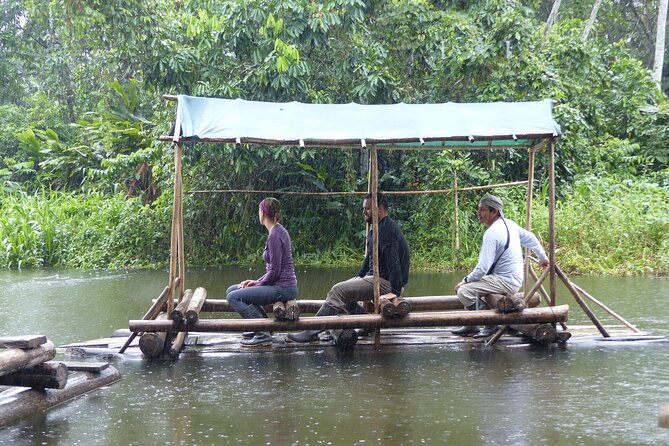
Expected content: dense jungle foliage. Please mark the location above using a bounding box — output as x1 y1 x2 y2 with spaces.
1 0 668 274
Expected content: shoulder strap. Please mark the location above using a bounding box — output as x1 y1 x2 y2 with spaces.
486 218 510 275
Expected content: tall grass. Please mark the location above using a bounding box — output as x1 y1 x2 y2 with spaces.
0 189 170 268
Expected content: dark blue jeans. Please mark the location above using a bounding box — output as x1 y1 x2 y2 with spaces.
226 283 298 318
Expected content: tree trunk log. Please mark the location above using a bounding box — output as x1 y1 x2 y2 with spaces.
169 331 188 359
273 301 286 321
0 366 121 428
0 341 56 377
0 361 67 389
285 300 300 321
393 297 411 316
172 288 194 322
130 304 569 333
510 324 557 345
139 313 168 358
185 287 207 324
330 329 358 350
379 297 397 317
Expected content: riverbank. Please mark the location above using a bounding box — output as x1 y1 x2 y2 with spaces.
1 174 668 275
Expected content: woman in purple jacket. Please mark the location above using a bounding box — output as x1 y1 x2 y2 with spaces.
226 197 298 346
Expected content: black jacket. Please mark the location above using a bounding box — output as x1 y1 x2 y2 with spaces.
357 216 410 296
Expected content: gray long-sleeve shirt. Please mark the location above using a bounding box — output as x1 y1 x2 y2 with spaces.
466 218 548 289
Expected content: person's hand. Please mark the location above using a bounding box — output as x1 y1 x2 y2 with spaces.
380 292 397 301
240 280 258 288
454 280 466 293
538 259 550 268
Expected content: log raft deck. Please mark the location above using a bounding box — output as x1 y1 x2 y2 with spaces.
106 96 657 359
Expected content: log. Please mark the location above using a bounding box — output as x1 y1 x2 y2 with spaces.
130 304 569 333
171 288 194 322
330 329 358 351
393 297 411 316
510 324 557 345
0 361 67 389
495 294 526 313
185 287 207 324
0 365 121 427
0 336 47 349
379 297 397 317
0 341 56 377
169 331 188 359
138 313 169 358
273 301 286 321
285 300 300 321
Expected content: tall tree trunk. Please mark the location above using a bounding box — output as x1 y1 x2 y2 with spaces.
543 0 562 39
654 0 669 89
582 0 604 42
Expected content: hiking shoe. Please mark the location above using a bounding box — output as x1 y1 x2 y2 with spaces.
451 325 480 337
286 330 320 343
242 331 256 339
319 331 333 342
241 332 272 347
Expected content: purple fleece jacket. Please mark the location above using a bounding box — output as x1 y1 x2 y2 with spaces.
257 224 298 287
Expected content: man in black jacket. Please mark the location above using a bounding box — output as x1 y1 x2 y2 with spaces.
288 192 410 343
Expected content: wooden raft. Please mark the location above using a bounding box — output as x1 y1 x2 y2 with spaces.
0 335 121 427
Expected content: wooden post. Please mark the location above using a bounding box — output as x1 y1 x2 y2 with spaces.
524 147 536 296
169 331 188 359
370 145 381 348
392 297 411 316
548 139 556 305
555 265 609 337
379 296 397 317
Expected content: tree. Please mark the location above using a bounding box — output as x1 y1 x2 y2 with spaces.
654 0 669 88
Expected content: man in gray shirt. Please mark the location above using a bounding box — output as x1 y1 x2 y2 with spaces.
452 194 549 338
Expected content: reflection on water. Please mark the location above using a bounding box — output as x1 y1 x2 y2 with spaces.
0 267 668 445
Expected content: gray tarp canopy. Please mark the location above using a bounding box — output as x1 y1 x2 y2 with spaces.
170 95 561 147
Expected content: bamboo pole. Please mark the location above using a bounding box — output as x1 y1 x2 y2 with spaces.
524 268 549 303
524 148 536 296
484 325 508 347
185 181 528 196
167 293 538 314
555 265 609 337
370 144 381 348
570 282 641 333
548 140 556 305
453 170 461 269
129 305 570 333
171 288 194 322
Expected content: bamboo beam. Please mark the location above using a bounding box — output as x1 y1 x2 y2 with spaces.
570 282 641 333
167 293 538 314
0 341 56 377
555 265 609 337
548 140 556 304
370 145 381 348
185 181 529 196
129 305 569 333
453 170 460 269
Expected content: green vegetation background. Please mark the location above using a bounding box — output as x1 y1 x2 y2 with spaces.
1 0 668 275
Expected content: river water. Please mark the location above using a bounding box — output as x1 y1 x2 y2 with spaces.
0 266 668 445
